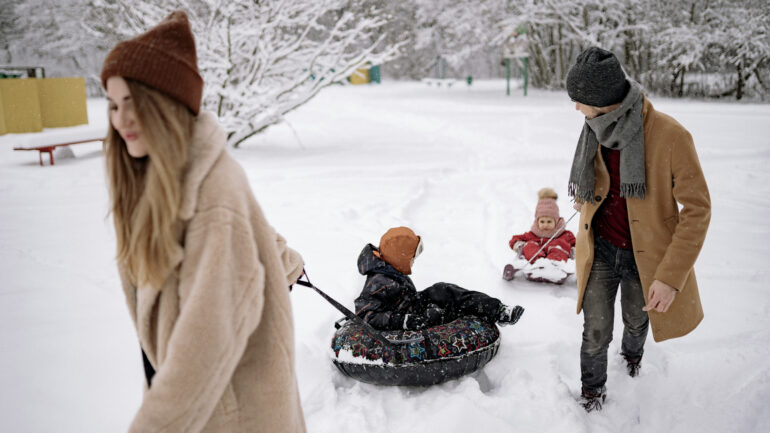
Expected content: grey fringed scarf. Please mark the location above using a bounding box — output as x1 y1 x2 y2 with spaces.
568 82 646 203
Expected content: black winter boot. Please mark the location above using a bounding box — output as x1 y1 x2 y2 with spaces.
497 304 524 326
622 353 642 378
580 386 606 413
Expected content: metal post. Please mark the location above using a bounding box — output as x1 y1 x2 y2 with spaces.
506 58 511 96
522 57 529 97
441 57 446 79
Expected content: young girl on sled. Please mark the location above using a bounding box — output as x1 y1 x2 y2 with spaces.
504 188 576 280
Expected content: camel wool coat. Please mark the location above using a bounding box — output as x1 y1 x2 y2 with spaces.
118 112 306 433
575 96 711 342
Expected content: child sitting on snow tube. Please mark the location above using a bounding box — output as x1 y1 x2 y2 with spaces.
330 226 524 386
355 226 524 330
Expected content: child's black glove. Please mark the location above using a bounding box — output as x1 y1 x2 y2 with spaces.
425 304 445 327
403 314 427 330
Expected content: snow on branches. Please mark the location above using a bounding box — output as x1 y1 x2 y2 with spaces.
83 0 400 147
197 0 400 147
380 0 767 99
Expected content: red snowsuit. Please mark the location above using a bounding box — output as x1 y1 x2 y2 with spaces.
509 230 576 262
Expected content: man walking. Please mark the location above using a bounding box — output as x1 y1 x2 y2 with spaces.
566 47 711 412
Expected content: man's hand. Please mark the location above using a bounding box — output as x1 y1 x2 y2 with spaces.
573 202 583 212
642 280 677 313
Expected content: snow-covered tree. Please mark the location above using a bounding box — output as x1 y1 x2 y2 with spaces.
493 0 653 88
81 0 400 146
6 0 107 91
415 0 498 73
1 1 21 64
641 0 769 99
3 0 768 101
379 0 510 80
697 0 770 99
492 0 768 98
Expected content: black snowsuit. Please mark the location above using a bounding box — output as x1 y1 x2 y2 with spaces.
354 244 503 330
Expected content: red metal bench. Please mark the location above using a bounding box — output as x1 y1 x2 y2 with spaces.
13 137 105 166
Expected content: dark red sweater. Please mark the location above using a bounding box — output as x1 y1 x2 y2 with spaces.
593 148 633 249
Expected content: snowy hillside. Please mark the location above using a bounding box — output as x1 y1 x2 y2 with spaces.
1 80 768 432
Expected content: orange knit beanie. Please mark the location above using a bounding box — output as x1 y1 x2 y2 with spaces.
379 227 421 275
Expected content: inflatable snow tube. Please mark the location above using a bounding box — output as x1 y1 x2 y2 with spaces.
330 317 500 386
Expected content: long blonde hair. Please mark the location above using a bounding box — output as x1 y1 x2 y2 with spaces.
105 79 196 289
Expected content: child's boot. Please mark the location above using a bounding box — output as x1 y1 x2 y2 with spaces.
497 304 524 326
502 264 516 281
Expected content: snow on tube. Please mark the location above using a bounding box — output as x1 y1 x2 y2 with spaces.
330 316 500 386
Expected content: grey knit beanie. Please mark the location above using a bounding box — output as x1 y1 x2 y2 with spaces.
566 47 629 107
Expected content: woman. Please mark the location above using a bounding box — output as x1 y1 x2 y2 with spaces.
102 10 306 432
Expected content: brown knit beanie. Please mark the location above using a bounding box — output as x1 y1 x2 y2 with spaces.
101 10 203 115
379 227 421 275
531 188 565 238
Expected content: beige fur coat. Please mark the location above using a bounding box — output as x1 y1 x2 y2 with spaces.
118 112 306 432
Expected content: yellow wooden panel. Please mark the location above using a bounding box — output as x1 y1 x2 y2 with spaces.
0 78 43 134
38 77 89 128
349 67 370 85
0 90 6 134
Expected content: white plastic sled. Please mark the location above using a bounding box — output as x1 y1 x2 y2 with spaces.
502 251 575 285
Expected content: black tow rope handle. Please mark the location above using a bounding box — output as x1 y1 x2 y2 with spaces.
293 271 394 348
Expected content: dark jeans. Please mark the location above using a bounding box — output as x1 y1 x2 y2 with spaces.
580 236 649 391
416 282 502 323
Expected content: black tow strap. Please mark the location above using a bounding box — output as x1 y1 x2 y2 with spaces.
294 272 394 348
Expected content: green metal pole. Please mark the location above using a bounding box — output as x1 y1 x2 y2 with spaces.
506 58 511 96
523 57 529 97
442 57 446 79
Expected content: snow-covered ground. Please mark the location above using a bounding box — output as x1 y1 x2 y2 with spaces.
1 80 769 432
